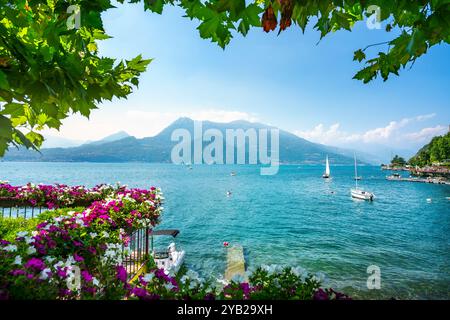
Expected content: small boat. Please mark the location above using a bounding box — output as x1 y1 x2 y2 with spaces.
351 188 374 201
351 153 374 201
230 172 237 176
226 191 232 197
150 229 185 274
322 155 331 179
386 173 401 180
354 176 362 181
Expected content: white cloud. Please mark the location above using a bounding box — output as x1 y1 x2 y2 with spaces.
294 113 442 147
294 123 346 144
404 125 447 142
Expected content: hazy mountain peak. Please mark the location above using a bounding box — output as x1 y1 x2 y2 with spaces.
84 131 131 146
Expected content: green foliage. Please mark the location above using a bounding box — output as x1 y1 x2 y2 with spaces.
0 217 39 242
36 207 86 223
0 0 152 156
391 154 406 166
409 132 450 166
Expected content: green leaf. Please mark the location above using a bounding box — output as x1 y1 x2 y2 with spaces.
0 71 10 90
353 49 366 62
0 115 13 139
144 0 165 14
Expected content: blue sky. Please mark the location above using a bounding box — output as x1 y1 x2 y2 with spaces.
44 3 450 156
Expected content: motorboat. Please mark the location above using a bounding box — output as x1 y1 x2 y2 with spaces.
150 229 185 274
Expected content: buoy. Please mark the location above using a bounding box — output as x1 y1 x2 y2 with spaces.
223 242 229 247
426 198 432 203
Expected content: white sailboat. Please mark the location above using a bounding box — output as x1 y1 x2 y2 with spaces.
351 154 374 201
322 155 331 179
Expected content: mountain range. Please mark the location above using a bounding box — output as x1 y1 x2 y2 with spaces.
2 118 379 165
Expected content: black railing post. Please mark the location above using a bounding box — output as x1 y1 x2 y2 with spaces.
145 227 149 258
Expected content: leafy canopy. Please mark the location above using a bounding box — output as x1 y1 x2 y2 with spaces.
390 154 406 166
0 0 151 156
1 0 449 156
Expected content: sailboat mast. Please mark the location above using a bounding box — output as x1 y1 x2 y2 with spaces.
354 153 358 189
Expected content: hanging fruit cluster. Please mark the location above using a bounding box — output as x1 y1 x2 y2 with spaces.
261 0 294 33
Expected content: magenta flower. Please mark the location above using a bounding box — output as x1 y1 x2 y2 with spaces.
81 270 93 282
116 266 127 283
131 287 148 298
313 288 329 300
11 269 26 276
74 253 84 262
25 258 45 271
87 246 97 255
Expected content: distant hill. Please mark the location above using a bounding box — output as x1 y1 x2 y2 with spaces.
3 118 377 164
83 131 130 146
409 131 450 166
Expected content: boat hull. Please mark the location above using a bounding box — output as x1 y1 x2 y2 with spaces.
351 189 374 201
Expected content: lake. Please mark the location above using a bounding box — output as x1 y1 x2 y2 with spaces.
1 162 449 299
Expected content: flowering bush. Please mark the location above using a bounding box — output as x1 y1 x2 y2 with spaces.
0 184 163 299
128 265 350 301
0 183 349 300
0 183 119 208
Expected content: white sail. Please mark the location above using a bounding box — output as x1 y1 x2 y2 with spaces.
325 155 330 176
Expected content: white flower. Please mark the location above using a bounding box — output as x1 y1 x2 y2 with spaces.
186 270 200 280
102 231 109 238
292 266 308 278
142 273 154 282
39 268 51 280
313 272 326 283
17 231 28 237
65 256 75 266
92 277 100 286
3 244 18 252
89 232 97 238
32 231 38 236
45 256 56 264
180 275 189 284
164 283 175 291
13 255 22 265
27 246 36 254
24 236 34 245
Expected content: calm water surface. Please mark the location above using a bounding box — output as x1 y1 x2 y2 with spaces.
1 162 449 299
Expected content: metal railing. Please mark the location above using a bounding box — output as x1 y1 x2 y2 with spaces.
122 227 150 281
0 205 49 218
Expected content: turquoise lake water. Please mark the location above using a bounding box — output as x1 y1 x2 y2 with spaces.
1 162 449 299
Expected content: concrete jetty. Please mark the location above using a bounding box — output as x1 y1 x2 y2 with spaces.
225 245 247 281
